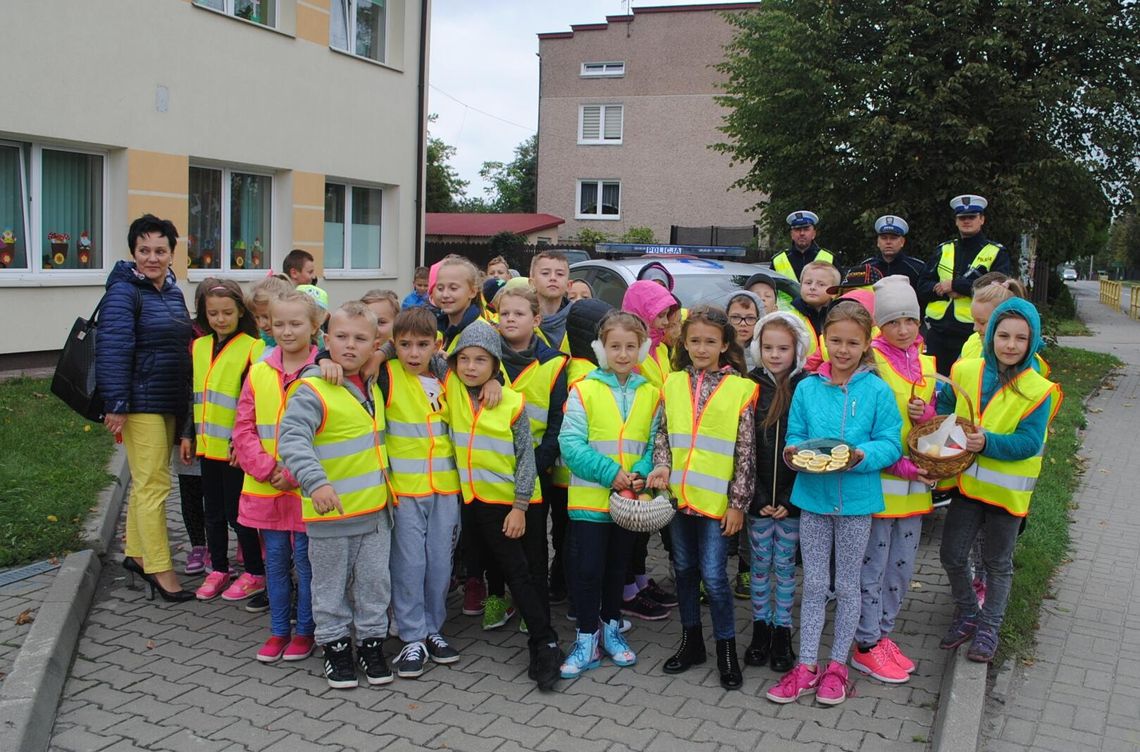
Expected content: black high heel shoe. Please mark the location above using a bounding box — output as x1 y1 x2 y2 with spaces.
122 558 194 602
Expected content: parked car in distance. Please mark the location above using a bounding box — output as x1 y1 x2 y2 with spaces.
1062 266 1078 281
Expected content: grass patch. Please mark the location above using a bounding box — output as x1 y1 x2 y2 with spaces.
1043 315 1091 337
0 377 115 568
999 346 1121 662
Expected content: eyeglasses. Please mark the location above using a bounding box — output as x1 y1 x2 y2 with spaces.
728 315 759 326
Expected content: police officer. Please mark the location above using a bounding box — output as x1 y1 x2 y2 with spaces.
771 210 836 282
917 195 1011 375
858 215 924 290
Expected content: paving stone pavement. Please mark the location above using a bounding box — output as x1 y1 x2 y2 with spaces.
0 561 61 680
982 280 1140 752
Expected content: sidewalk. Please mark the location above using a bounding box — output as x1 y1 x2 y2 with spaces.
982 281 1140 752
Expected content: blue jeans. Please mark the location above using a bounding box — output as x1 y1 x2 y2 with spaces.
262 530 314 638
670 513 734 639
939 497 1021 630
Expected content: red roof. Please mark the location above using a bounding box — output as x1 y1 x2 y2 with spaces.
425 213 565 238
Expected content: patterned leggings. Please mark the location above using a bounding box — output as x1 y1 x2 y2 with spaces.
797 512 872 666
748 515 800 627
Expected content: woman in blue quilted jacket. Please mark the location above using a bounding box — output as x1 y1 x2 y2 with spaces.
96 214 194 601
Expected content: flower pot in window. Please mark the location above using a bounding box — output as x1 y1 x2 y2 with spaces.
233 240 247 269
78 231 92 267
202 248 215 268
48 232 70 267
0 229 15 267
251 237 262 268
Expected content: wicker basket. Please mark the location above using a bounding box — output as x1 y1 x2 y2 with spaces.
609 492 676 533
906 373 978 480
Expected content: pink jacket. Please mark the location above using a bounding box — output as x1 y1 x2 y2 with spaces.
234 345 317 532
621 280 679 349
871 335 936 482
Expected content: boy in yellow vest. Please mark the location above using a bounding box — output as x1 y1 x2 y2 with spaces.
790 261 840 368
531 251 572 355
278 301 394 690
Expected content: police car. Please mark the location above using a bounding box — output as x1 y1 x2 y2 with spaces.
569 243 799 309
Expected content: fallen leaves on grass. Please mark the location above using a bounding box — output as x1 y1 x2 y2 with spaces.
15 609 35 625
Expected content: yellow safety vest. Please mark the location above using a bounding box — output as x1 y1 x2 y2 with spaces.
503 355 568 447
292 377 389 523
664 371 758 519
383 361 460 497
552 357 599 487
445 373 540 505
567 377 660 513
951 359 1062 517
772 247 835 282
636 342 673 389
925 242 1002 323
536 327 571 356
959 334 1051 377
872 349 936 518
789 308 821 358
193 333 260 461
240 361 296 501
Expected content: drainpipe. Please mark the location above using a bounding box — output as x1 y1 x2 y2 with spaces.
414 0 430 267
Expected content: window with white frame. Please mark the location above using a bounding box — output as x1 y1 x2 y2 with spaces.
187 166 273 272
581 61 625 78
579 104 623 144
330 0 387 64
194 0 277 27
0 142 105 274
576 180 621 220
324 182 383 270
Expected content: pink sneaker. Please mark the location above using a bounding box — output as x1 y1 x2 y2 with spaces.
817 661 852 705
765 663 820 704
850 643 909 683
185 546 207 575
195 571 233 600
879 637 916 674
256 635 289 663
222 573 266 601
973 578 987 608
283 635 316 662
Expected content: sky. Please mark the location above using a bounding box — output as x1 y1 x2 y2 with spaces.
427 0 701 200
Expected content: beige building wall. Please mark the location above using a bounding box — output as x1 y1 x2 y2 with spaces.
536 6 762 244
0 0 426 357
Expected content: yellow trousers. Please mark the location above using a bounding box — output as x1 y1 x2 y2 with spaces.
121 413 175 573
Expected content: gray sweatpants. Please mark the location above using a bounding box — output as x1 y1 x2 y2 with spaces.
798 512 872 666
308 511 393 646
855 515 923 646
390 493 461 644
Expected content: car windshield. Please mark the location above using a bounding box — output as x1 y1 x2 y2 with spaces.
671 274 754 308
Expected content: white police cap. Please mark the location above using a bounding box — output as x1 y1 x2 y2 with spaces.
786 210 819 228
950 195 988 214
874 215 909 236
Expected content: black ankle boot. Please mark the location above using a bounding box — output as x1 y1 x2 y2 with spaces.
770 625 796 672
717 638 743 690
743 621 772 667
663 625 706 674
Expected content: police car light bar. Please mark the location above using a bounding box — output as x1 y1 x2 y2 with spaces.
595 243 746 258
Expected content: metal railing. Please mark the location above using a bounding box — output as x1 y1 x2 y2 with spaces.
1131 286 1140 320
1100 278 1122 311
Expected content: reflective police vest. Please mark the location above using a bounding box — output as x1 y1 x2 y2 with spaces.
636 342 673 390
193 333 260 461
445 373 540 505
951 359 1062 517
240 360 295 500
872 349 936 517
772 247 835 282
383 360 460 497
925 242 1002 323
567 378 660 513
959 334 1051 377
292 377 389 523
503 355 568 447
552 357 598 487
664 371 758 519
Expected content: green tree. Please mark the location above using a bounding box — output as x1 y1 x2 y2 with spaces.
714 1 1139 268
479 135 538 213
425 115 468 213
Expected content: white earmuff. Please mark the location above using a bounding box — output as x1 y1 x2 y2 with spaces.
638 338 651 363
749 339 761 369
591 339 609 369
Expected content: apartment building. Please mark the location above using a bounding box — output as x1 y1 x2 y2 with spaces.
0 0 428 360
536 3 761 244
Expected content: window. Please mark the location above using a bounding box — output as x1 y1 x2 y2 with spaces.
576 180 621 220
581 61 625 78
194 0 277 27
188 166 273 273
0 142 104 274
579 104 623 144
324 182 383 270
331 0 387 63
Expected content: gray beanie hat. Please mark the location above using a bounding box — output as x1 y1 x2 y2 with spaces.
447 319 502 370
872 275 920 326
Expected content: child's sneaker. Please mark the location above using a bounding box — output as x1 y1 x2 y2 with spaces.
462 577 486 616
425 633 460 664
973 578 987 608
879 637 915 674
621 591 668 621
195 570 233 601
733 572 751 600
966 625 1000 663
245 592 270 613
256 635 289 663
322 639 358 689
601 619 636 667
850 643 909 683
560 631 601 679
642 578 678 608
939 613 978 649
393 641 427 678
356 638 393 685
283 635 315 662
482 595 515 630
185 546 208 575
765 663 820 704
817 661 852 705
221 573 266 601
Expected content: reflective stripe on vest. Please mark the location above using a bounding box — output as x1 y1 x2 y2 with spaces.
925 242 1002 324
567 378 660 513
636 342 673 390
383 361 460 497
872 349 936 517
294 377 389 522
951 359 1061 517
503 356 567 447
240 361 295 500
772 248 834 282
663 371 757 519
553 357 600 487
192 333 258 460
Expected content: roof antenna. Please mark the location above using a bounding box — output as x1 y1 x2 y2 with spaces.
623 0 632 37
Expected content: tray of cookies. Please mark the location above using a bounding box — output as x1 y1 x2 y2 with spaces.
785 439 854 474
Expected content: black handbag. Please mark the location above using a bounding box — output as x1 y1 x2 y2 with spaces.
51 299 107 422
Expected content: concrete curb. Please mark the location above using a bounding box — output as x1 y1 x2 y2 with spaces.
83 443 131 555
931 644 989 752
0 550 102 752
